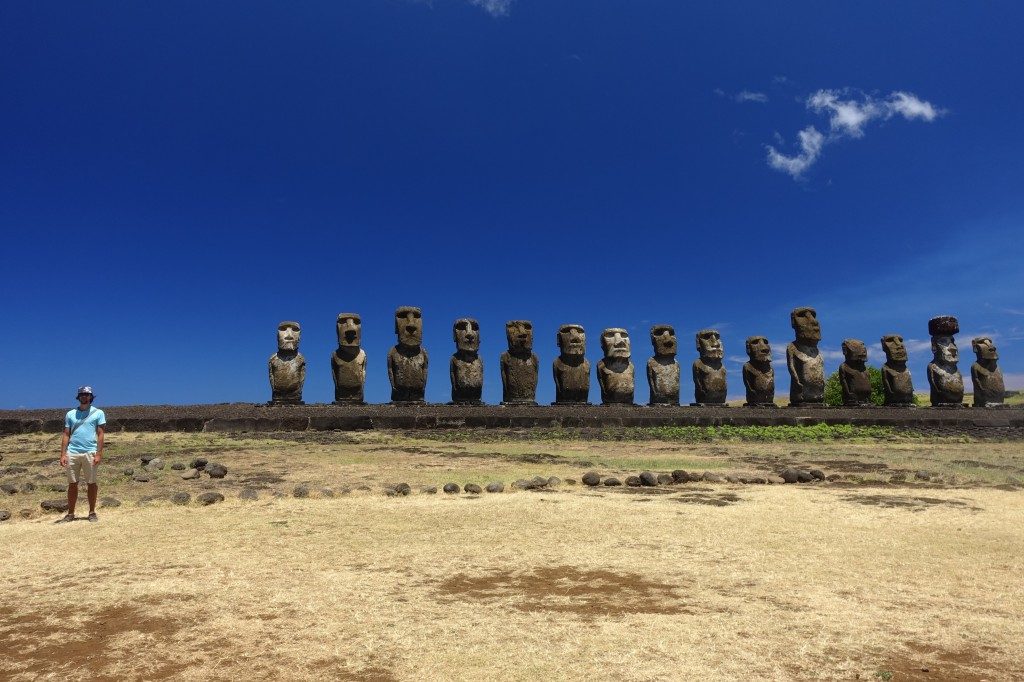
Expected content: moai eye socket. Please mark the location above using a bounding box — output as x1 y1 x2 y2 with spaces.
523 323 532 331
455 321 468 331
471 322 479 331
412 311 421 319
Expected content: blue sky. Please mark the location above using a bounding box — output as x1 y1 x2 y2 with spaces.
2 1 1023 408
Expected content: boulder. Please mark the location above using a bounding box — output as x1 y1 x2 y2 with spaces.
671 470 691 483
603 477 622 486
531 476 548 488
485 482 505 493
320 488 336 498
190 457 209 470
766 475 786 485
464 483 483 494
420 485 438 494
206 464 227 479
394 483 412 496
145 458 164 471
293 485 310 498
0 510 10 522
657 473 674 485
582 471 602 487
443 483 460 494
512 479 532 490
809 469 826 481
100 497 121 508
49 483 68 493
40 499 70 513
132 473 153 483
725 475 741 484
639 471 658 487
19 482 35 493
739 475 767 485
797 471 814 483
780 468 800 484
170 462 186 471
171 492 191 506
701 472 725 483
196 492 224 506
625 476 642 487
122 467 134 477
546 476 561 487
564 478 576 485
181 469 201 481
1 483 18 495
240 488 259 500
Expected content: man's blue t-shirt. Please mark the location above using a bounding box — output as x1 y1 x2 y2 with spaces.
65 407 106 454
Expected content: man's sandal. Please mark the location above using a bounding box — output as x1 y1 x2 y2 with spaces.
87 512 98 522
55 513 75 524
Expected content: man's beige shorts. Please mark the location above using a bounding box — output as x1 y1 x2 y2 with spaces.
66 452 98 484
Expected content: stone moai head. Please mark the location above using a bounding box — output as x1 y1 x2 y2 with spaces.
394 306 423 346
453 318 481 353
746 336 772 364
506 320 534 353
696 329 723 361
842 339 868 368
881 334 907 363
557 324 586 357
601 328 631 359
336 313 361 348
791 307 821 344
650 325 677 357
972 336 998 362
277 321 301 352
929 316 959 364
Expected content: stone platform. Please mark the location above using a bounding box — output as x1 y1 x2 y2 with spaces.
1 403 1022 437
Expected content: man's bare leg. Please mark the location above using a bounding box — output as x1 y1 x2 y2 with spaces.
67 481 78 516
87 483 98 514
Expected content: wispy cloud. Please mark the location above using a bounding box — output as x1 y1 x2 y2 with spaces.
467 0 513 16
736 90 768 103
767 89 944 179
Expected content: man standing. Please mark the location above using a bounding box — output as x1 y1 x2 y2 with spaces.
57 386 106 523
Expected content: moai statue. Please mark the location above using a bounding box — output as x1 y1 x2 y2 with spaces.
268 321 305 405
387 306 428 403
743 336 775 407
786 307 825 406
971 337 1005 407
552 324 590 405
692 329 727 406
331 313 366 404
597 328 635 405
450 318 483 405
838 339 872 406
880 334 914 406
927 315 964 407
500 320 539 405
647 324 679 406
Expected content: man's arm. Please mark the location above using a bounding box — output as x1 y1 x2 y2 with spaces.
94 427 104 465
60 428 70 467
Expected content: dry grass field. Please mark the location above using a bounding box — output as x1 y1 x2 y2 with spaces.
2 429 1023 681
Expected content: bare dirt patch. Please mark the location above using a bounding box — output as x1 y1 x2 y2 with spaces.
841 494 981 512
872 641 1010 681
674 491 743 506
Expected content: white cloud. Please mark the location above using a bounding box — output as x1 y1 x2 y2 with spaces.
766 126 824 178
468 0 513 16
736 90 768 103
767 89 944 178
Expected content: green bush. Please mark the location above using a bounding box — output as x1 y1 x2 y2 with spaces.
824 366 886 406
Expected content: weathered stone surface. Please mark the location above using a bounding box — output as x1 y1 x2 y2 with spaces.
197 492 224 506
796 471 814 483
443 482 460 494
553 324 591 404
293 485 310 498
170 462 186 471
181 468 201 480
19 482 35 493
40 499 69 513
49 483 68 493
971 337 1005 407
122 467 134 477
464 483 482 494
739 475 768 485
388 306 428 403
927 316 964 407
625 476 642 487
171 492 191 505
139 454 156 464
546 476 561 487
766 475 785 485
0 510 10 522
512 479 532 490
450 318 483 404
269 320 306 405
421 485 438 494
486 481 505 493
603 477 622 486
206 464 227 479
531 476 549 488
500 320 539 405
320 488 335 498
582 471 601 486
787 307 825 406
743 336 775 406
1 483 18 495
190 457 208 470
915 470 933 481
809 469 826 481
146 457 165 471
647 325 680 406
132 473 153 483
100 497 121 508
671 470 691 483
839 339 872 406
692 330 727 405
394 483 412 496
881 334 914 405
332 313 367 404
780 468 800 484
725 475 741 484
639 471 658 487
597 328 635 405
701 472 725 483
240 488 259 500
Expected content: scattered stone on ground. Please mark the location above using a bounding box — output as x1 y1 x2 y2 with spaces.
320 487 336 498
395 483 412 496
625 476 642 487
797 470 815 483
604 477 622 486
190 457 209 470
19 482 36 493
48 483 68 493
132 473 153 483
702 472 725 483
181 469 201 480
145 457 164 471
19 509 32 518
767 475 785 485
240 488 259 500
916 470 933 481
171 492 190 505
639 471 658 487
486 481 505 493
122 467 134 477
206 463 227 479
547 476 561 487
513 479 532 490
40 499 69 513
657 473 673 485
740 475 768 485
531 476 548 488
197 492 224 506
582 471 601 486
810 469 826 480
100 497 121 508
1 483 18 495
0 510 10 522
464 483 483 494
443 483 460 494
139 454 156 464
170 462 186 471
564 478 576 485
293 485 310 498
781 468 800 484
421 485 438 494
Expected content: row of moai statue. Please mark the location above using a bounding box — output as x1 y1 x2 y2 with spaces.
268 307 1006 408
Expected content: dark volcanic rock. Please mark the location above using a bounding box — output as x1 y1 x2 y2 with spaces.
797 471 814 483
145 458 164 471
639 471 658 487
809 469 826 481
19 482 35 493
582 472 602 487
725 475 741 484
394 483 412 496
206 464 227 479
464 483 483 494
139 454 156 464
603 477 622 486
546 476 561 487
197 492 224 506
1 465 28 475
625 476 642 487
531 476 548 488
132 473 153 483
171 492 191 506
319 488 335 498
781 468 800 484
40 499 70 513
564 478 576 485
293 485 310 498
100 497 121 508
486 482 505 493
1 483 18 495
657 473 674 485
181 469 201 480
49 483 68 493
122 467 134 477
443 483 460 494
512 479 532 490
190 458 209 470
0 510 10 522
240 488 259 500
421 485 438 494
170 462 186 471
701 472 725 483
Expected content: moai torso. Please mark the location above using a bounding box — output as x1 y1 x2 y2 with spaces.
501 352 539 404
388 345 429 402
928 362 964 406
597 359 635 404
692 360 727 405
269 353 305 403
972 362 1005 407
647 357 680 405
553 356 591 404
451 354 483 404
743 362 774 406
839 364 871 405
331 348 366 403
882 364 914 405
787 343 824 405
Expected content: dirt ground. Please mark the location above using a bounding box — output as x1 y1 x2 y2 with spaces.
1 430 1023 680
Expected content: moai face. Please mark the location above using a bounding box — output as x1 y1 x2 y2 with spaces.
842 339 868 367
791 307 821 343
972 337 998 361
453 318 480 353
394 306 423 346
601 328 631 359
506 320 534 352
881 334 907 363
650 325 677 356
336 313 361 348
932 335 959 364
696 329 723 361
277 321 301 352
746 336 772 363
557 324 586 357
